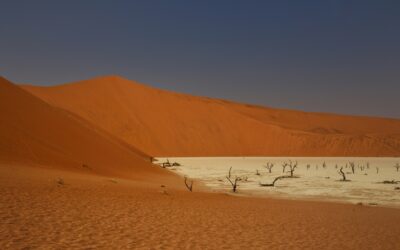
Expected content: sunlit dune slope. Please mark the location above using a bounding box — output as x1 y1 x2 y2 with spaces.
0 76 166 179
23 76 400 157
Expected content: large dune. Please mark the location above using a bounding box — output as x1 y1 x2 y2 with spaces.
23 75 400 157
0 76 167 179
2 75 400 249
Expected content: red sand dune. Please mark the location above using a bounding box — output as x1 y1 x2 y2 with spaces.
23 75 400 157
2 75 400 249
0 76 168 179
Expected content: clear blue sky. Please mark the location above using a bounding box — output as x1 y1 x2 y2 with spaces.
1 1 399 118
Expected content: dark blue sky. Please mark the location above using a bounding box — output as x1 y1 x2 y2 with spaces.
1 1 400 118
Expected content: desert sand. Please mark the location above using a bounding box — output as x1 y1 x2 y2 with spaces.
23 75 400 157
1 163 400 250
1 76 400 249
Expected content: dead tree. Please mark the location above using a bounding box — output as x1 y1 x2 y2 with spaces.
228 166 232 179
338 167 347 181
282 162 288 173
366 162 370 169
322 161 327 169
382 180 399 184
264 162 274 173
349 162 356 174
376 167 379 174
161 159 172 168
395 163 400 172
255 169 261 176
226 175 240 193
184 176 193 192
259 176 285 187
287 160 298 177
226 167 240 192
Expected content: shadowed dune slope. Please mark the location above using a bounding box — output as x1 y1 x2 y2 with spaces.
23 76 400 157
0 76 167 179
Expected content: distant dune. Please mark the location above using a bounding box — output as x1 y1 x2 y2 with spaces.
22 75 400 157
23 76 400 156
0 77 167 179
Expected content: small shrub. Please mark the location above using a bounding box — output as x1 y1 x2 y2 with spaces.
394 163 400 172
56 178 64 185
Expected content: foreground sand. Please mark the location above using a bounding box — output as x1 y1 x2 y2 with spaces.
1 163 399 250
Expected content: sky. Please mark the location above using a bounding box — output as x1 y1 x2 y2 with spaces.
1 0 400 118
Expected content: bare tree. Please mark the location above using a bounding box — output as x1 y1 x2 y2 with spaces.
395 163 400 172
322 161 327 169
376 167 379 174
287 160 298 177
282 162 288 173
366 162 370 169
255 169 261 176
184 176 193 192
259 176 285 187
338 167 347 181
226 176 240 193
349 162 356 174
226 167 240 192
264 162 274 173
228 166 232 179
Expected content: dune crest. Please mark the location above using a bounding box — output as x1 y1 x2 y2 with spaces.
22 75 400 157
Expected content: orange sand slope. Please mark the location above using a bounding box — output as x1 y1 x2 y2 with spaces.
1 163 400 250
0 76 167 179
23 75 400 157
